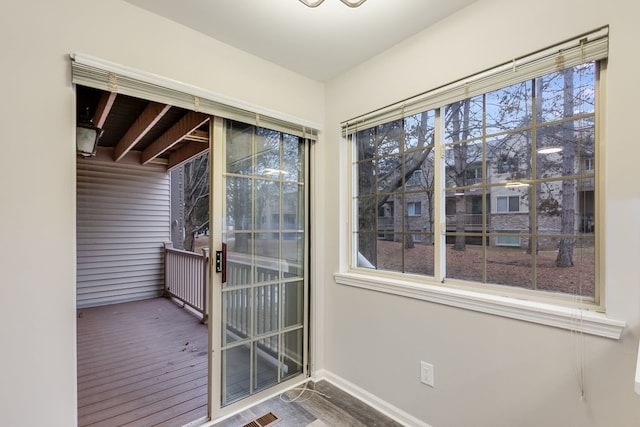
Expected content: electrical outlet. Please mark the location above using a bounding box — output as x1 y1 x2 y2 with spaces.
420 361 435 387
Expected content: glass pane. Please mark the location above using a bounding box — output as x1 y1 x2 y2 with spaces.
281 329 303 381
357 158 376 196
255 128 281 177
487 132 531 182
255 232 279 259
282 134 303 182
357 232 377 268
485 80 533 135
404 150 435 191
356 128 375 161
255 232 279 283
378 193 402 236
283 281 303 328
444 96 483 143
404 110 435 151
254 337 279 392
445 194 487 233
444 141 484 189
486 244 532 289
535 237 595 297
536 63 596 124
377 155 402 193
375 120 402 156
375 236 403 272
404 235 434 276
357 196 377 232
536 120 594 178
283 183 303 230
406 193 433 232
255 284 278 336
256 180 280 230
221 119 307 406
535 179 591 235
445 241 483 282
227 176 253 231
223 288 251 344
226 122 253 175
223 343 251 405
226 237 253 286
487 191 528 233
283 233 304 279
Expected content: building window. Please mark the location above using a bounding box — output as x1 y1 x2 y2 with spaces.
583 157 594 172
495 234 521 247
407 202 422 216
349 55 601 303
406 170 423 187
496 196 520 213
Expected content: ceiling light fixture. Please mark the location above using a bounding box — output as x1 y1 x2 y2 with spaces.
298 0 368 7
504 181 530 188
537 146 563 154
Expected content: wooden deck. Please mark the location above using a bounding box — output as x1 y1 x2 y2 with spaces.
77 297 208 427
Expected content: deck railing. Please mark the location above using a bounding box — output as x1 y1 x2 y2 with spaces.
164 244 291 356
164 243 209 322
445 213 489 230
224 260 280 353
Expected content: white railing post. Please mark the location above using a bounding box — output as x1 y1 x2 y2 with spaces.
201 248 209 324
164 242 173 297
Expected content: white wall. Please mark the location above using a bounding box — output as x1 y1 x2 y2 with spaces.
323 0 640 425
0 1 323 425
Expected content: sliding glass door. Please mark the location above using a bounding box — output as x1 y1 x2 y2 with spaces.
210 117 309 416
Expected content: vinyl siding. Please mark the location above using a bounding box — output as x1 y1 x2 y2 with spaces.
76 157 170 308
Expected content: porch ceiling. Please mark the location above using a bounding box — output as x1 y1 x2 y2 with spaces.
77 85 210 170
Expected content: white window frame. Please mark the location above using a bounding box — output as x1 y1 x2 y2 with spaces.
337 27 626 340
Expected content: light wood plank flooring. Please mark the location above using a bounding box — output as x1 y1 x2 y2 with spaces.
77 297 208 427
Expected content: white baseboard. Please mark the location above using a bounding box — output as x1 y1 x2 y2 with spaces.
313 369 432 427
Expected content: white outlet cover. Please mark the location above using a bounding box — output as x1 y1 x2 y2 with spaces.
420 361 435 387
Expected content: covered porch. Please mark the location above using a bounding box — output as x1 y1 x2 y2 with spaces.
76 297 208 427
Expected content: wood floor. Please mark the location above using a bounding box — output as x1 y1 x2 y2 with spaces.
77 297 208 427
214 380 404 427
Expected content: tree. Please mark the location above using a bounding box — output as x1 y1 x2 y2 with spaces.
182 153 209 251
356 112 434 266
445 98 482 251
555 67 576 267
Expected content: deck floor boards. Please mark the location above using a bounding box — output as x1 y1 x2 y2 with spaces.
77 297 208 427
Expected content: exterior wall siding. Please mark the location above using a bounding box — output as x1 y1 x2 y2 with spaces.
76 154 170 308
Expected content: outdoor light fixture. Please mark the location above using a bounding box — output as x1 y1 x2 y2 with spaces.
76 107 102 157
537 146 563 154
298 0 368 7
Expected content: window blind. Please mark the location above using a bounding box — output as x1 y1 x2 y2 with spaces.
71 53 319 140
342 26 608 134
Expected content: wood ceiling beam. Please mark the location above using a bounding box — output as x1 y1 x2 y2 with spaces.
114 102 172 162
167 141 209 171
141 112 210 165
184 130 209 143
94 92 117 128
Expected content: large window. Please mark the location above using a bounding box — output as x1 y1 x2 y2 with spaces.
349 46 602 303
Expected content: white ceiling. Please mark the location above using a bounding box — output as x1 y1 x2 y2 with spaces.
126 0 477 81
